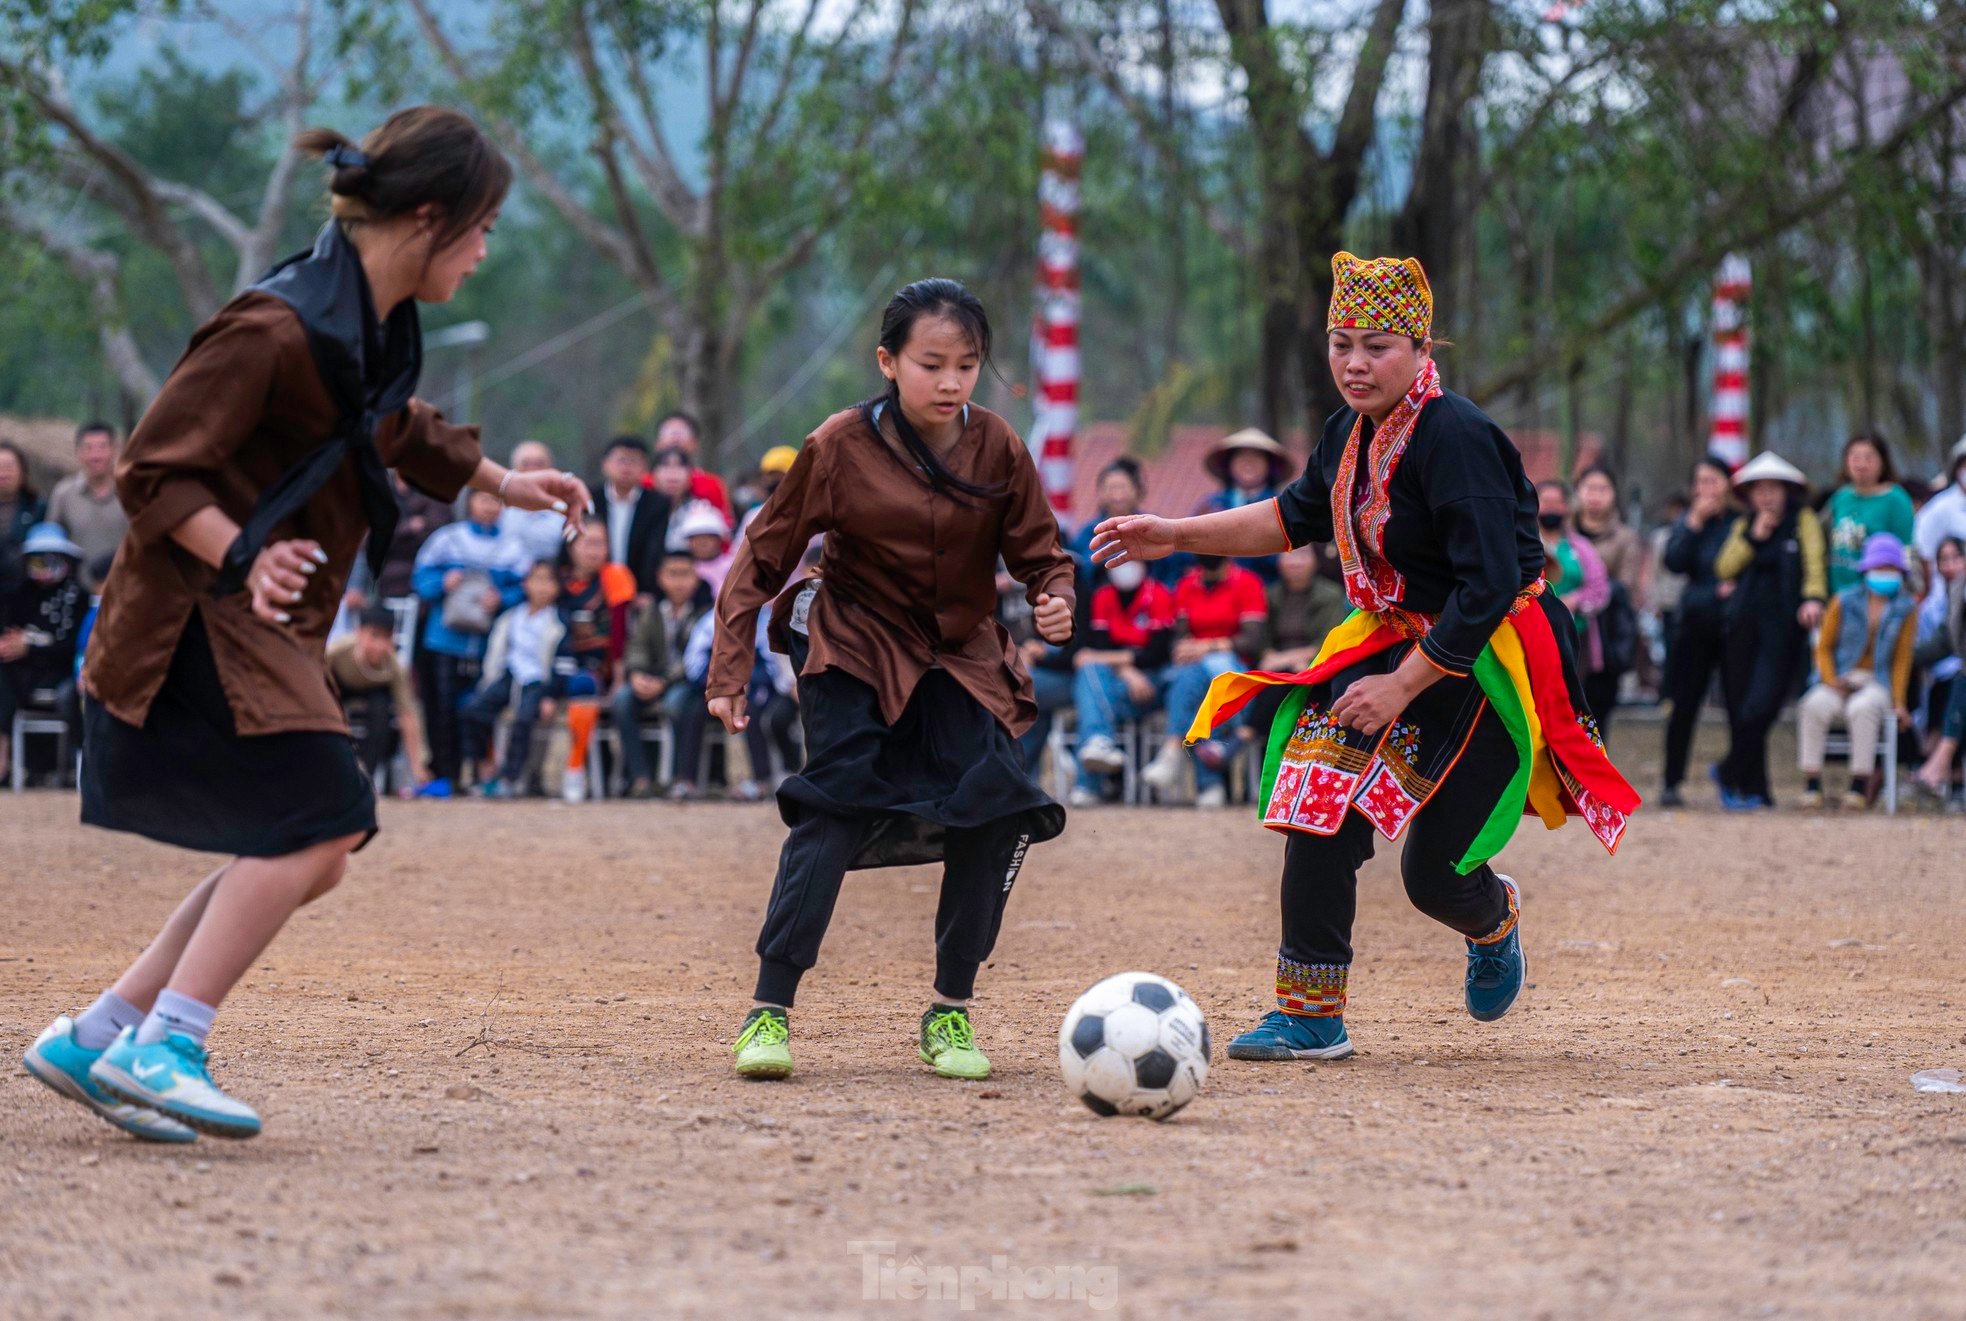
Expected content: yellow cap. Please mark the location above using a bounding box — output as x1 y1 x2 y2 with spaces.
1327 251 1432 340
760 445 799 475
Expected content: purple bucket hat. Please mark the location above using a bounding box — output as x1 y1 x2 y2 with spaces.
1857 532 1907 574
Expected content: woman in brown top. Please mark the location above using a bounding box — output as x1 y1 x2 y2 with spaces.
713 279 1075 1083
22 109 588 1144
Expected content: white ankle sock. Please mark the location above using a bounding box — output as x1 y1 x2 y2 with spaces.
72 990 142 1051
135 990 217 1047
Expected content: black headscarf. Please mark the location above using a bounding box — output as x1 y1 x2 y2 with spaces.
211 221 422 598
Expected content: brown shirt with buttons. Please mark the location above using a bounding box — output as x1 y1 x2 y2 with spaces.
83 292 484 736
710 404 1075 736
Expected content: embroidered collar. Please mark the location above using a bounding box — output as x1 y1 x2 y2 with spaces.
1330 358 1443 612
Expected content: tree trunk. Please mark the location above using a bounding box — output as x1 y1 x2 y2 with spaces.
1390 0 1491 326
1157 0 1186 380
678 320 731 468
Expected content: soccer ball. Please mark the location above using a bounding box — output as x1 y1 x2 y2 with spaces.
1058 971 1210 1121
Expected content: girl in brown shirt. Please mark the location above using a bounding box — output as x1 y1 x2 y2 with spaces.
24 109 589 1145
712 279 1075 1083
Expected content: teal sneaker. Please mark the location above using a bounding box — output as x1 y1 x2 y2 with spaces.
89 1029 261 1139
1466 874 1526 1023
919 1005 991 1080
22 1016 197 1144
1226 1010 1354 1061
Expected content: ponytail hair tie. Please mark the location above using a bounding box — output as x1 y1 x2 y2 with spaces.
323 144 370 170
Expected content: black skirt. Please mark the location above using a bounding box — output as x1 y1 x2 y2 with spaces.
775 633 1064 871
81 610 377 858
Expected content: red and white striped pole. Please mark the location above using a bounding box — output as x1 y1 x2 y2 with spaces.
1031 111 1081 527
1708 254 1751 470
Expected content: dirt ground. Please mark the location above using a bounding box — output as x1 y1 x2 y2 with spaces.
4 722 1965 1320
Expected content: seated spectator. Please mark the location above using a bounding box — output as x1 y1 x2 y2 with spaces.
555 522 639 802
673 602 797 801
0 440 43 574
0 523 86 785
1069 459 1178 586
498 440 569 564
1141 554 1268 807
1913 436 1966 584
327 605 426 793
654 411 734 520
1194 429 1291 581
1241 544 1352 738
462 561 567 797
1015 554 1089 778
1914 536 1966 799
412 490 531 796
44 422 128 590
344 469 454 648
1069 557 1176 806
1798 533 1918 810
671 500 735 595
611 552 716 798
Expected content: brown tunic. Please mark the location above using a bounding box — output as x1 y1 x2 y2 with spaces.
710 404 1075 735
83 292 483 736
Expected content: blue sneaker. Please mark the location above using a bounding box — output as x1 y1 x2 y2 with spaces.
1226 1010 1354 1061
415 778 453 799
22 1016 197 1144
1708 763 1758 811
89 1028 261 1139
1466 875 1526 1022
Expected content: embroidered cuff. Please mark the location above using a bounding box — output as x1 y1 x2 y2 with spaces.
1470 879 1521 946
1276 957 1348 1016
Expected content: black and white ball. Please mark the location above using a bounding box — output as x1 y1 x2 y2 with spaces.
1059 971 1210 1121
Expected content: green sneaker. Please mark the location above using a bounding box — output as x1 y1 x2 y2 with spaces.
732 1007 793 1080
918 1005 991 1080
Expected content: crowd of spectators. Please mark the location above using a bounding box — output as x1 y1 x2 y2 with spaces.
3 411 1964 816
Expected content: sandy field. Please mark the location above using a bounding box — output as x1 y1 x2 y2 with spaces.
4 725 1965 1319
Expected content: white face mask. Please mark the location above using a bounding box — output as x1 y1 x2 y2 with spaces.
1108 560 1147 591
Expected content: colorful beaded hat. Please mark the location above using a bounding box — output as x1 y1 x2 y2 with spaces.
1327 251 1433 340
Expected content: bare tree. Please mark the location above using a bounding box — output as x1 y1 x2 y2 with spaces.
403 0 924 463
0 0 332 407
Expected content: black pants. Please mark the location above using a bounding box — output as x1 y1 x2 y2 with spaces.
425 653 478 783
753 811 1034 1008
1720 612 1802 804
461 675 550 784
1661 612 1725 790
342 688 398 777
1280 702 1514 971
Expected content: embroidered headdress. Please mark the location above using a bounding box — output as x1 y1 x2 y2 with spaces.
1327 251 1432 341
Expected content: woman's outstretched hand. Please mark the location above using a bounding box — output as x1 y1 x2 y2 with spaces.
502 469 594 536
1089 514 1179 567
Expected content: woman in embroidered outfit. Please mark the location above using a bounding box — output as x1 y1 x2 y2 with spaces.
1093 252 1637 1063
710 279 1076 1083
21 109 589 1143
